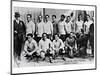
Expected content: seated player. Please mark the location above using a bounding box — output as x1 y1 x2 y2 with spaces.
39 33 54 63
53 34 65 61
64 32 76 58
77 29 88 58
24 33 39 62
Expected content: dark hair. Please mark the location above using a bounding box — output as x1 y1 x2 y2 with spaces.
78 14 82 18
70 12 73 17
67 16 70 18
61 14 65 18
52 15 56 18
27 14 32 18
70 32 74 34
87 14 90 17
54 33 59 37
14 12 20 18
81 29 84 33
27 33 33 37
45 14 49 18
42 33 47 37
38 15 42 18
83 11 87 22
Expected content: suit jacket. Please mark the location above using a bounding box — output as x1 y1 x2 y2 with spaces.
14 20 26 40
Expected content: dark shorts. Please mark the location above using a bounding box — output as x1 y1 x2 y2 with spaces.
47 34 52 41
59 34 66 42
25 51 38 58
79 46 87 55
59 48 65 55
14 36 23 57
66 33 70 38
41 49 53 57
35 37 41 43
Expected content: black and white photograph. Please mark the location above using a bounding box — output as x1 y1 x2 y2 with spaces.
11 0 96 74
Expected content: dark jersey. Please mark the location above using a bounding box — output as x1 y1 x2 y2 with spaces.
14 20 26 36
77 34 87 48
66 36 75 47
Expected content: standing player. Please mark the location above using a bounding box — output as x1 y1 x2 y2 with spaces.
65 16 73 37
84 14 93 34
58 14 67 42
75 14 84 33
36 15 44 43
89 23 94 57
52 15 58 40
44 15 53 40
26 14 35 37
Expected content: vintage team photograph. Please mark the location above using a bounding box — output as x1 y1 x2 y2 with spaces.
11 0 96 74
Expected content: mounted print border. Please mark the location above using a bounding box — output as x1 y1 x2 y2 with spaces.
11 0 97 74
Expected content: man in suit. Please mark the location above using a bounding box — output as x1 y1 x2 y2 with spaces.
14 12 26 61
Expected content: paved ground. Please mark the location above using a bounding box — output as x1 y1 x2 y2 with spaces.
13 54 94 68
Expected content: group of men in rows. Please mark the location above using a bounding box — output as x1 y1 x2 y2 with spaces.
14 11 94 63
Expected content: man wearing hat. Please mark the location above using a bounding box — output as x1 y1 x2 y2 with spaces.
14 12 26 61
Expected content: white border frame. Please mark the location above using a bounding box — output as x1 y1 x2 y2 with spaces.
11 0 97 74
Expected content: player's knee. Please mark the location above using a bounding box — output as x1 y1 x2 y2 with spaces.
36 50 40 56
40 52 45 58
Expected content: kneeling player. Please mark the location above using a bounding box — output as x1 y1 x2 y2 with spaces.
65 32 76 58
24 33 39 62
39 33 54 63
53 34 65 61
